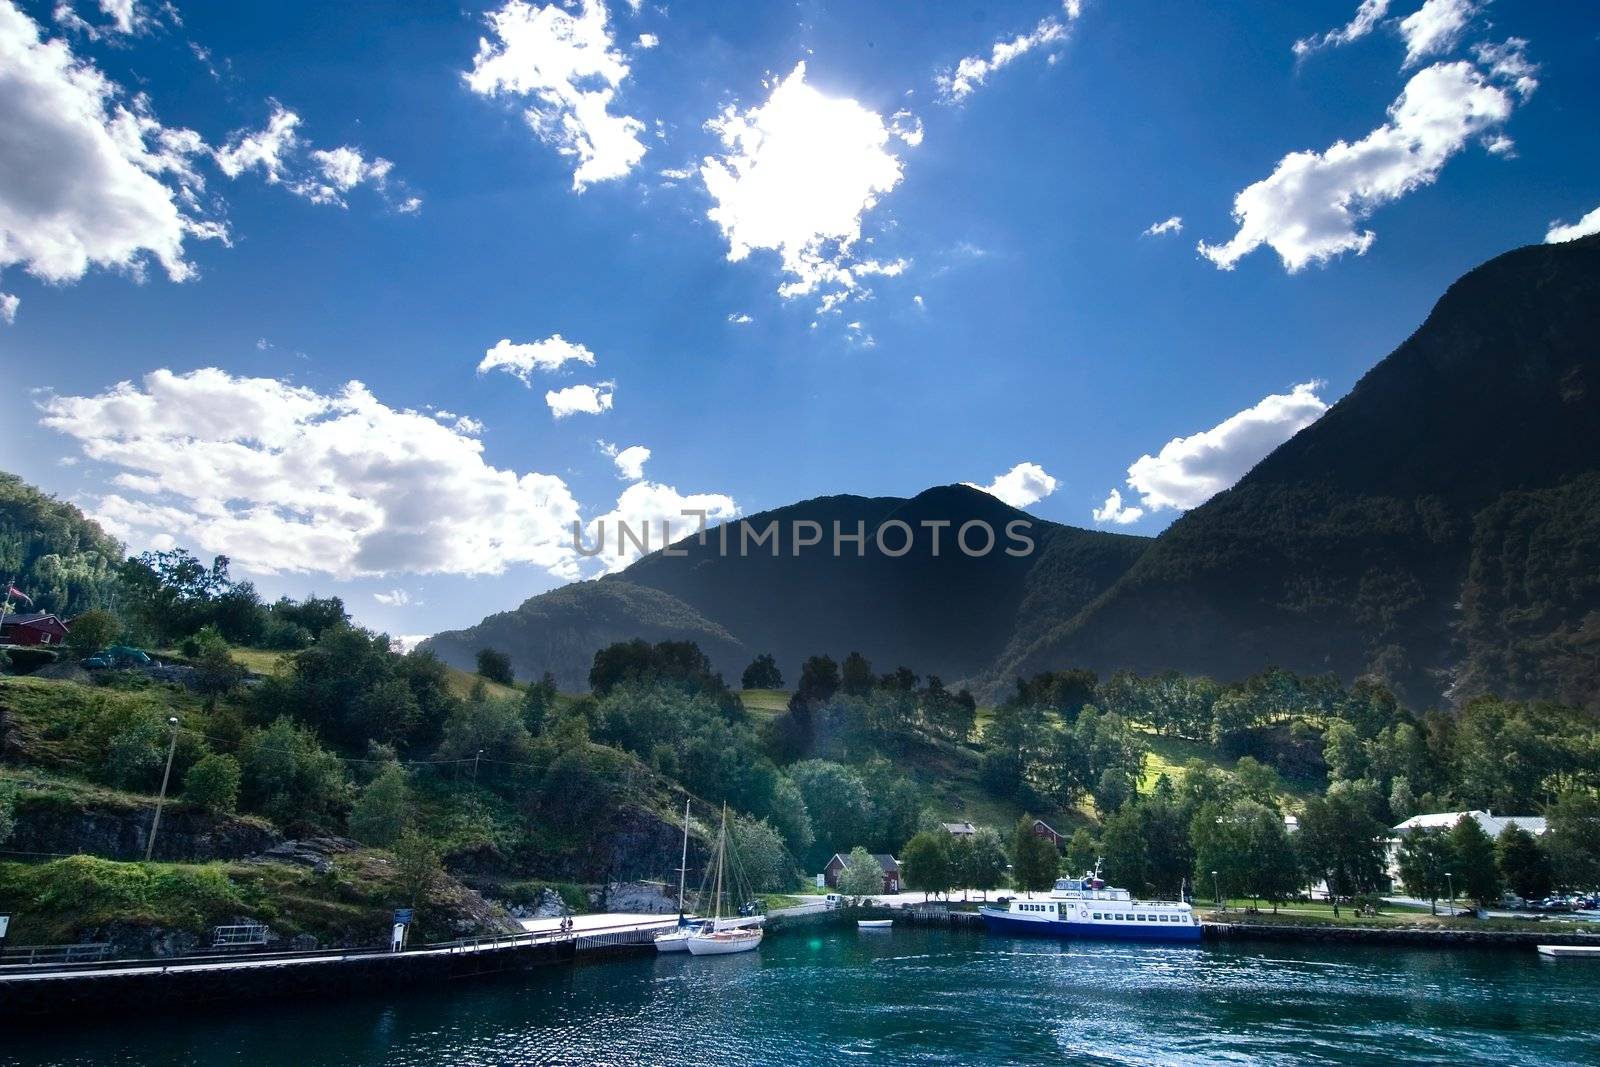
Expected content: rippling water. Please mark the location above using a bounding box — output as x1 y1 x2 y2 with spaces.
8 927 1599 1065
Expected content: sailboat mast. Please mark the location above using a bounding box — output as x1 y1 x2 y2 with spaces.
676 796 690 917
712 803 727 921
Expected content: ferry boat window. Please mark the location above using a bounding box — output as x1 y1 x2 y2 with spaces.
1092 913 1102 920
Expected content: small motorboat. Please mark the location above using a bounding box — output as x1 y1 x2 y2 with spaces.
857 919 894 929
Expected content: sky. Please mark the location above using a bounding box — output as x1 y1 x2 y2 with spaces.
0 0 1596 642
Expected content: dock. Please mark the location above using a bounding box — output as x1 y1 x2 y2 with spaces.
1538 944 1600 958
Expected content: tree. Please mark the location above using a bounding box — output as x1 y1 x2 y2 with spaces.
0 780 16 845
1396 827 1455 914
792 655 841 709
241 718 349 828
191 626 246 710
1010 817 1057 895
1496 822 1553 901
840 651 874 698
476 647 514 686
522 671 560 733
836 846 885 902
1322 720 1366 783
393 830 441 907
65 608 120 656
349 764 412 846
740 653 783 690
1296 783 1391 914
1099 805 1148 894
731 815 794 892
790 760 872 868
1546 789 1600 891
183 753 241 815
901 831 953 901
437 695 533 764
1194 799 1298 910
1448 815 1501 908
964 827 1008 901
1063 828 1099 877
1388 776 1417 821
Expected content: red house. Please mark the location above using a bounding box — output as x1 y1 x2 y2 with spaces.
0 612 69 647
1031 818 1064 850
823 852 901 894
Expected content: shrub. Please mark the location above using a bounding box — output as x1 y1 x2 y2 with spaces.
348 764 411 846
184 754 241 815
476 648 514 686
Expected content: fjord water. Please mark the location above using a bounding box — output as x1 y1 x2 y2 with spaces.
8 928 1598 1066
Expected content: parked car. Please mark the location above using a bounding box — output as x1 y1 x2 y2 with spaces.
822 893 844 909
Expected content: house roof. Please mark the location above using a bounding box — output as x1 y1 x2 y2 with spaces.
1 612 66 630
1393 810 1548 837
828 852 900 873
1032 818 1060 834
942 821 977 834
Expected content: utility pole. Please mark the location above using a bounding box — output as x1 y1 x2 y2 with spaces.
474 749 482 780
1211 870 1220 907
144 716 180 862
1445 871 1455 918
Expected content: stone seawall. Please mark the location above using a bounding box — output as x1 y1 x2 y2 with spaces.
1202 921 1600 950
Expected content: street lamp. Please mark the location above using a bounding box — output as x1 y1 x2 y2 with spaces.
1211 870 1220 907
144 716 180 861
1445 872 1455 918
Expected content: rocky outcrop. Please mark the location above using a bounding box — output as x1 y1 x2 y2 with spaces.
593 880 677 914
248 836 362 874
10 792 280 862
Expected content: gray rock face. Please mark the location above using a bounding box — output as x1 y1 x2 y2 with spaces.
250 837 362 874
10 795 281 862
595 881 677 914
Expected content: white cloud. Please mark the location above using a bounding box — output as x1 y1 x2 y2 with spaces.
936 1 1081 103
1110 381 1329 514
214 104 299 183
1198 61 1517 272
391 634 429 653
636 32 657 49
216 104 413 209
726 312 752 324
465 0 647 190
700 62 915 307
479 334 596 383
1399 0 1477 67
912 294 924 308
1142 215 1183 237
0 1 222 288
52 0 145 39
965 462 1059 509
1293 0 1389 58
583 480 738 572
606 443 650 480
1545 205 1600 245
545 381 614 418
0 292 18 324
1472 39 1538 101
373 589 410 606
1091 488 1143 526
38 368 587 580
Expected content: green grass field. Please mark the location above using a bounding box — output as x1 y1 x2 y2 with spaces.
740 688 790 717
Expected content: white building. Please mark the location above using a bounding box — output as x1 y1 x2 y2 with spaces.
1386 810 1547 883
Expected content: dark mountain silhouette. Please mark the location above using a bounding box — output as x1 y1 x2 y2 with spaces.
430 235 1600 711
423 485 1148 690
997 234 1600 709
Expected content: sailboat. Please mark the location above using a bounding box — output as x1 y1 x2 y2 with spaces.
655 798 707 953
685 804 764 957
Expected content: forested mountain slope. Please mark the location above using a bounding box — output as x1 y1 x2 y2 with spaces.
1004 235 1600 708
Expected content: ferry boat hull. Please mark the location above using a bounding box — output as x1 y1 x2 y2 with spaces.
980 909 1201 943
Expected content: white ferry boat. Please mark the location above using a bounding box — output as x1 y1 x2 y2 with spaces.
979 868 1201 944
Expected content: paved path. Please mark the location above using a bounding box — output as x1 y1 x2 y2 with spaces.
519 912 678 935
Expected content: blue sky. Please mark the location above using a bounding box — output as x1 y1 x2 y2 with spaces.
0 0 1596 640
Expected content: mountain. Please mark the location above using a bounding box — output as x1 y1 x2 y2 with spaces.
999 234 1600 709
430 236 1600 712
423 485 1149 691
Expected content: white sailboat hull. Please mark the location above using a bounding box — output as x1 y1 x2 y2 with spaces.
655 931 694 952
684 929 763 956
